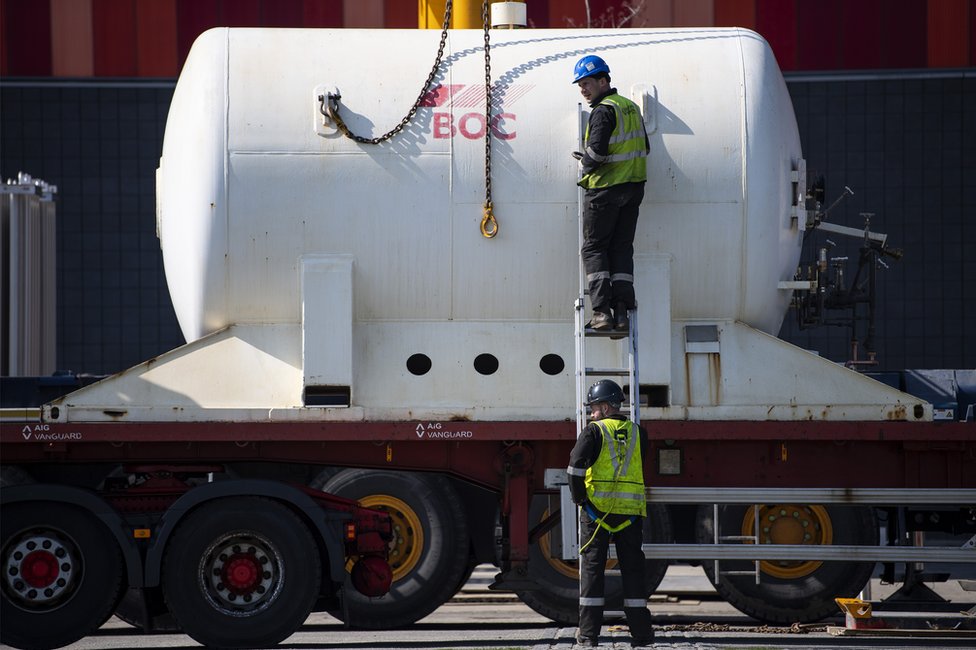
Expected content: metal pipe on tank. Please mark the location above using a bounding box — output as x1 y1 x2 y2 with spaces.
491 2 527 29
418 0 445 28
419 0 485 29
451 0 485 28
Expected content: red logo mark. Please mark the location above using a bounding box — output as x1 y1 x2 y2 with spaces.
434 112 516 140
422 83 531 140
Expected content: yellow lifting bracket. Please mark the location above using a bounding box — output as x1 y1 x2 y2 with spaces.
835 597 873 619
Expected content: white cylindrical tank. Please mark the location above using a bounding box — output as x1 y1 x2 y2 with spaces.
159 27 803 344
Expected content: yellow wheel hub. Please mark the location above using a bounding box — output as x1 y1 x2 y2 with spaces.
741 504 833 579
538 508 617 580
349 494 424 582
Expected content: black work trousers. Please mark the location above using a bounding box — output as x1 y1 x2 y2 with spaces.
578 509 653 642
581 181 645 315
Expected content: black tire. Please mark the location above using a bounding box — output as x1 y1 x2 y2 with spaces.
1 502 124 650
515 495 672 626
321 469 469 628
453 559 479 596
307 466 341 491
697 503 877 624
113 587 181 632
0 466 34 488
161 497 320 648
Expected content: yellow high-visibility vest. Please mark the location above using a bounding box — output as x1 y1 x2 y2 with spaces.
584 418 646 516
579 94 648 189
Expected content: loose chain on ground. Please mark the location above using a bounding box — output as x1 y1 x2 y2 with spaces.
656 622 827 634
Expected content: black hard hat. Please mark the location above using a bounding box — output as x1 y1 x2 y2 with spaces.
585 380 624 407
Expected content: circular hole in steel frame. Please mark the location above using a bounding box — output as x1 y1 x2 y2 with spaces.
473 353 499 375
539 354 565 376
406 353 432 376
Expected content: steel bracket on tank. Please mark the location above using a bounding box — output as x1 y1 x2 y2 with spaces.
313 84 341 137
630 83 658 134
790 159 808 229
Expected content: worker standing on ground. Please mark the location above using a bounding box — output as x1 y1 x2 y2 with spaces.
567 379 654 647
572 55 650 333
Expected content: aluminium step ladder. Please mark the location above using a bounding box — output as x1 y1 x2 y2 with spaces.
711 504 761 585
564 103 641 618
572 101 641 434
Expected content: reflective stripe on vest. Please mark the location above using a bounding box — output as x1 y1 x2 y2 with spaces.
579 94 648 190
584 419 646 517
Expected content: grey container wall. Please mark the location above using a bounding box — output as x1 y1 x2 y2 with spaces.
0 81 182 375
781 71 975 370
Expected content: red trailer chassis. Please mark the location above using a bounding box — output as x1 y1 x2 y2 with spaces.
4 418 974 565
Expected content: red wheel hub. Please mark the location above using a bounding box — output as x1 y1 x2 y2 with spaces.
21 550 60 588
5 532 77 607
223 554 260 593
204 534 277 613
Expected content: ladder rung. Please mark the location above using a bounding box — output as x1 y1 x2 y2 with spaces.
583 328 629 338
584 368 630 376
721 570 760 576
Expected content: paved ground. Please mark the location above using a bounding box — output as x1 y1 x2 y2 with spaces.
4 566 974 650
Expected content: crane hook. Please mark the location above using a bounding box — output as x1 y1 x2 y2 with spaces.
481 202 498 238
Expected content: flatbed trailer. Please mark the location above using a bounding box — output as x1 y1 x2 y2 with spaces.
4 417 974 637
6 419 975 491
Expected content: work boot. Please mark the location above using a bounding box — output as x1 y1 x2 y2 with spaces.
614 303 630 332
586 311 613 331
574 629 599 646
631 631 655 647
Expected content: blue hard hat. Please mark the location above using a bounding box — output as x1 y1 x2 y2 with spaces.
572 55 610 83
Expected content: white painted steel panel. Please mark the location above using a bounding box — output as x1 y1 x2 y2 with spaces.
660 321 930 421
47 317 929 422
45 325 305 416
301 255 353 393
633 253 671 388
158 29 228 339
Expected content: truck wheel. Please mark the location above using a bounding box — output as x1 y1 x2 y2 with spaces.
515 495 671 625
161 497 320 648
697 503 877 623
1 502 124 650
320 469 469 628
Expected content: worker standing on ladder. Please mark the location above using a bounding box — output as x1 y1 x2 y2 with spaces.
572 55 650 333
567 380 654 647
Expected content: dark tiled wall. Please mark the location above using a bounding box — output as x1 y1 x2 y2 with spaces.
1 81 182 374
1 73 972 375
782 73 975 370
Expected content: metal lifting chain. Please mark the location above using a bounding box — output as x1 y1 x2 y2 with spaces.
320 0 498 239
480 0 498 238
320 0 454 145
